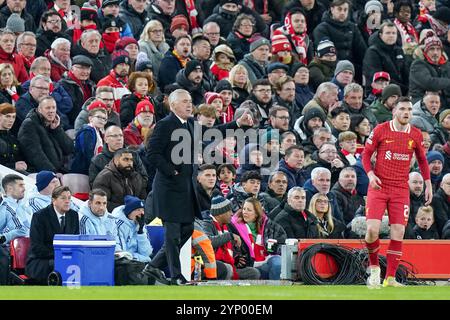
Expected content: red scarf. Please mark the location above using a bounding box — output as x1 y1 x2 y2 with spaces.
279 12 308 63
211 217 239 279
424 51 447 65
219 181 234 198
247 224 266 262
221 105 234 124
394 18 419 45
103 32 120 54
6 87 19 103
18 53 34 71
184 0 201 33
110 70 128 87
134 92 149 101
68 71 91 102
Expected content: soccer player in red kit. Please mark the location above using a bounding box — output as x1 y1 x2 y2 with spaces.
362 97 433 288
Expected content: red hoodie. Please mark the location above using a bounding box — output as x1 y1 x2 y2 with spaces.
0 47 28 83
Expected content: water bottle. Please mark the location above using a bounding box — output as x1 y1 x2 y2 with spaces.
193 255 203 281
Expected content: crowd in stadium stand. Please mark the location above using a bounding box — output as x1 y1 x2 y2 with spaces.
0 0 449 285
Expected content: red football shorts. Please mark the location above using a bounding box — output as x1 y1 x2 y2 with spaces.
365 187 410 225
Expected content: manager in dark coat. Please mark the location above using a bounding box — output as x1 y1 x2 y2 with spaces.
25 186 79 285
142 88 253 285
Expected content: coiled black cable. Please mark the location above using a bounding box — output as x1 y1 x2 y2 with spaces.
297 243 421 285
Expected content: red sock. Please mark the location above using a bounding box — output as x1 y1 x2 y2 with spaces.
366 238 380 267
386 240 403 278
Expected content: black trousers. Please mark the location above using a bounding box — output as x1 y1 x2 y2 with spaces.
150 221 194 280
0 246 9 285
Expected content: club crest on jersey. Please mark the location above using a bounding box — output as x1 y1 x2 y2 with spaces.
407 139 414 149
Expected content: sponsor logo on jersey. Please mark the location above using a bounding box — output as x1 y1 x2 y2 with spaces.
385 150 409 161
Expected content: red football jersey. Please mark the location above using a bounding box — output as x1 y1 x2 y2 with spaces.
362 121 431 190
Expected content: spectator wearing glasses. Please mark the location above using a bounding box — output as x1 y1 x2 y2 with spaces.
227 14 260 62
203 22 227 50
308 193 345 238
70 107 107 175
16 74 51 126
16 31 35 73
89 125 147 186
75 86 121 135
305 142 345 186
147 0 176 41
246 79 273 128
36 11 71 58
267 106 290 134
138 20 170 79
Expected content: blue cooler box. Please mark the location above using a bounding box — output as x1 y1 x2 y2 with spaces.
53 235 116 286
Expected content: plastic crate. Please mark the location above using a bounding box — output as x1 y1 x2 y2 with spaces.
53 234 116 286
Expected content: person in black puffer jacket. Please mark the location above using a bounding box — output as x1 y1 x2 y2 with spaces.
313 1 367 80
119 0 150 39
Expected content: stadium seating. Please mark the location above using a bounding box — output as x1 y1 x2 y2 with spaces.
9 237 31 285
61 174 90 200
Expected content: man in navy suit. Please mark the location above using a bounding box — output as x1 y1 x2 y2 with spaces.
26 186 79 285
142 89 253 285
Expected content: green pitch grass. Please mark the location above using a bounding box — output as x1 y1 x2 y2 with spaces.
0 285 450 300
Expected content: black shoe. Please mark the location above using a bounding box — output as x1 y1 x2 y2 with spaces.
170 276 189 286
142 264 170 285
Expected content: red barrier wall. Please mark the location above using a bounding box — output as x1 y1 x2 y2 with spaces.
298 239 450 279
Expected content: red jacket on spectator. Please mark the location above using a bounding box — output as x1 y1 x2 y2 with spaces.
44 49 69 82
97 70 131 113
123 120 145 147
0 47 28 83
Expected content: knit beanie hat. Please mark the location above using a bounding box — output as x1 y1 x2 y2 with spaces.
112 50 131 68
170 14 189 33
439 109 450 124
6 14 25 33
135 99 155 116
427 151 444 164
101 15 123 33
36 171 57 192
271 34 292 54
204 92 223 104
419 29 436 45
210 196 232 216
214 79 232 93
424 36 442 53
364 0 383 14
381 84 402 103
304 107 326 124
135 52 153 72
115 37 139 51
87 100 108 111
249 37 271 52
123 195 145 216
184 59 203 77
334 60 354 76
80 5 98 22
316 38 336 58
